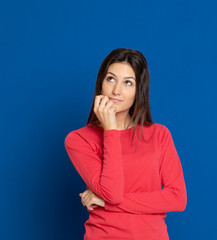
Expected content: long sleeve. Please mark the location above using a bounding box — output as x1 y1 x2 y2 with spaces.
64 129 124 204
104 126 187 214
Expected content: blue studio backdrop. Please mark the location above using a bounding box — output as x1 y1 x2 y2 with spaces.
1 0 217 239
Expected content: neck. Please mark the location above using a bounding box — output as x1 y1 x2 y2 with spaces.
96 111 134 130
114 112 133 130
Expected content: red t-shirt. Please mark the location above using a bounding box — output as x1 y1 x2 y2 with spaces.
64 122 187 240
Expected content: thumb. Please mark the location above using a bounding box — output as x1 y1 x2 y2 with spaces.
113 106 117 114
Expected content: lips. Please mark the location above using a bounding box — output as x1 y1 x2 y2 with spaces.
109 98 123 102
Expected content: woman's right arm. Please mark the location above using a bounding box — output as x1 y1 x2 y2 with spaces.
64 129 124 205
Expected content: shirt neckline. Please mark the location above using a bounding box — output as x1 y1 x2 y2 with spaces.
87 122 138 133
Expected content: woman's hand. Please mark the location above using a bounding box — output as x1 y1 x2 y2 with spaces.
94 95 118 131
79 189 105 211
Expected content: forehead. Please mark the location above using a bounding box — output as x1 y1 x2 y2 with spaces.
106 62 135 77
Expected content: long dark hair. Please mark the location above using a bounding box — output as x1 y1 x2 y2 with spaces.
87 48 154 146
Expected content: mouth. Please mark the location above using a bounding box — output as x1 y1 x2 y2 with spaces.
109 98 123 103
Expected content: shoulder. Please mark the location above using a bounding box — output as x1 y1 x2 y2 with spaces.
151 123 175 150
147 122 168 130
150 122 171 132
64 123 102 150
142 122 174 146
153 122 172 137
142 122 170 136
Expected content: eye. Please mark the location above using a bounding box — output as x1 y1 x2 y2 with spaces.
125 80 132 86
106 76 115 82
106 76 133 86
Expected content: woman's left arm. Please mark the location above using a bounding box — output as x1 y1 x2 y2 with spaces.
103 126 187 214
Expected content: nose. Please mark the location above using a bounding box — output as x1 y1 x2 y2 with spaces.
112 82 122 95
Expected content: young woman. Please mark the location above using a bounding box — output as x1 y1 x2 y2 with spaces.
64 48 187 239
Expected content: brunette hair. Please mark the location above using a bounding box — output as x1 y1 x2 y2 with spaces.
87 48 154 146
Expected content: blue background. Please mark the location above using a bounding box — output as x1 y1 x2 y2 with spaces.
1 0 217 239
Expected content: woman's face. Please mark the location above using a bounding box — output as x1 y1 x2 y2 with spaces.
101 62 136 113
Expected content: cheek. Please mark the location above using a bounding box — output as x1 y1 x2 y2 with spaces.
101 82 111 94
125 89 136 100
129 94 136 105
101 82 106 94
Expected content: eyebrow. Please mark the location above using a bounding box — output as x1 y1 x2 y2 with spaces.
107 72 136 81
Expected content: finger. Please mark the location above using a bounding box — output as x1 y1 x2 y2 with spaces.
98 96 109 111
81 189 89 197
87 206 93 211
103 100 114 111
79 191 88 205
83 192 93 207
92 205 98 208
94 95 104 111
81 190 91 205
82 193 89 204
108 106 117 114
